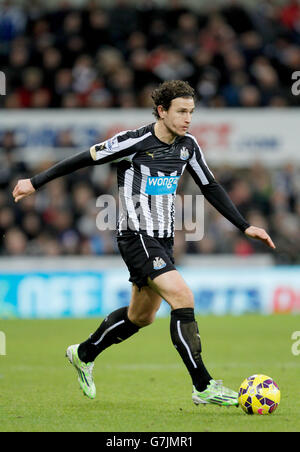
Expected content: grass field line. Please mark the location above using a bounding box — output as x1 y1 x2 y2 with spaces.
3 360 300 374
103 363 182 370
4 363 182 372
102 361 300 370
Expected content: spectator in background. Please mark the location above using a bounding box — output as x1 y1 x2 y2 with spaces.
0 0 27 45
3 227 28 255
17 67 45 107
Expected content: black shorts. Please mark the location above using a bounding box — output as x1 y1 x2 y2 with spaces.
117 232 176 290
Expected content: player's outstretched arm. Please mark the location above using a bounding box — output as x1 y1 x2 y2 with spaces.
244 225 276 249
12 149 94 203
12 130 140 203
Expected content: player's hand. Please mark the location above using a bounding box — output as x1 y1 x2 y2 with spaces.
12 178 35 202
244 225 276 249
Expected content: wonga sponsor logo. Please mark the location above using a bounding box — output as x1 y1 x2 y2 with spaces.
145 176 180 195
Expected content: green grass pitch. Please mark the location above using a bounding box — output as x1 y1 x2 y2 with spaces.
0 314 299 432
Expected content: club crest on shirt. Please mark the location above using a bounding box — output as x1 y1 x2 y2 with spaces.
180 146 189 160
153 257 167 270
107 137 119 151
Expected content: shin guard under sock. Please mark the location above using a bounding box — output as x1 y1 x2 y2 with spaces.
170 308 212 392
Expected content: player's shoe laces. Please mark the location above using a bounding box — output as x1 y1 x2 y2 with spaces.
66 344 96 399
192 379 238 407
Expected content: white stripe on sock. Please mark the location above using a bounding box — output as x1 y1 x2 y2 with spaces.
177 320 197 369
92 320 125 346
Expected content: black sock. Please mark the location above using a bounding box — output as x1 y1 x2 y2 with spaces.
78 307 140 363
170 308 212 392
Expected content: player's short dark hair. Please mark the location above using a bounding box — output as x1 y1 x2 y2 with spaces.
151 80 195 119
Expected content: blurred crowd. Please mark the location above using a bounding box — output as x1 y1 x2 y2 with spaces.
0 0 300 108
1 0 300 263
1 129 300 264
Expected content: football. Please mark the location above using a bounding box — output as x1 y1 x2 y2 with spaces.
238 374 280 415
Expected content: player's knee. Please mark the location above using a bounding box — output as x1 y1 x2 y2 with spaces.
128 311 156 328
171 286 194 309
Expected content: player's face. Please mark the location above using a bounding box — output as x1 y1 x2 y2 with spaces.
161 97 195 137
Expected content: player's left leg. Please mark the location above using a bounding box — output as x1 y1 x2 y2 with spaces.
148 270 238 406
147 270 213 392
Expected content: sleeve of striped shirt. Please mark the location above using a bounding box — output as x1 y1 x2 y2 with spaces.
187 137 250 232
186 137 215 187
30 129 151 190
30 150 94 190
90 129 151 164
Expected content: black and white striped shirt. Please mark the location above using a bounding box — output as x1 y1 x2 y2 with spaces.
90 123 216 238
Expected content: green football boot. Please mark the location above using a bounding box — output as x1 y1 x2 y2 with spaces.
192 380 238 407
66 344 96 399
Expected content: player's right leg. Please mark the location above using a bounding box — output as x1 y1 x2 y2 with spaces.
66 284 162 399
